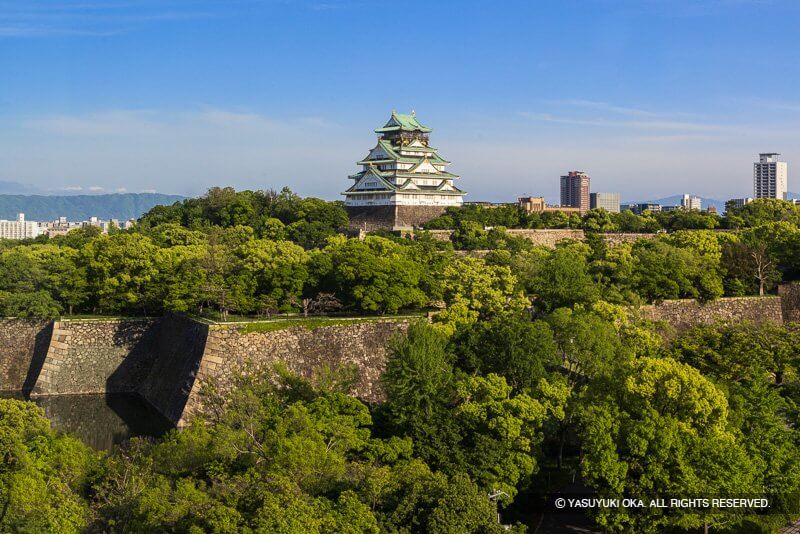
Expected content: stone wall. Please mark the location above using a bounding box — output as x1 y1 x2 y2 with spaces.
424 230 453 241
0 319 51 393
137 314 210 426
505 229 586 247
418 229 656 248
395 205 447 229
778 282 800 322
602 232 657 246
32 318 159 395
2 291 797 427
1 314 410 426
347 205 397 232
638 296 784 334
178 319 409 426
347 205 447 231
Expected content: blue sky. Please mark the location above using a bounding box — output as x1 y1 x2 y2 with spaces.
2 0 800 201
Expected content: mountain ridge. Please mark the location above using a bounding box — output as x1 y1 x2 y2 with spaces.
0 193 185 221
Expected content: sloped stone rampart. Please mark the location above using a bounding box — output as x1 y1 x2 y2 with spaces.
0 319 51 392
177 320 409 426
32 319 158 395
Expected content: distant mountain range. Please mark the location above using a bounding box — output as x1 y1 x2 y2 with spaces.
0 193 185 221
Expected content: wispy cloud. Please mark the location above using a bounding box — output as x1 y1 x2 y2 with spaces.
740 97 800 113
543 99 691 118
0 1 217 38
519 111 736 134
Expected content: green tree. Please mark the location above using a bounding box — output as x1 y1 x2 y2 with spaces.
0 290 62 318
316 236 428 314
149 244 208 313
722 225 787 295
435 256 527 334
235 239 310 311
581 209 617 233
82 233 159 314
520 242 601 312
580 357 759 533
0 399 94 533
630 239 723 302
452 313 559 392
724 198 800 228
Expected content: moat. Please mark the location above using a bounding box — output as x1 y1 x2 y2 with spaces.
2 393 173 450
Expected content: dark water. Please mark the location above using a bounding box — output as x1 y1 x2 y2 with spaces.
2 393 174 450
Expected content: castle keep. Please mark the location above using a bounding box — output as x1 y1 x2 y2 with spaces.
344 112 465 230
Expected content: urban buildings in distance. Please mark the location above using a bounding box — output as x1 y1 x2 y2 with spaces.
590 192 620 213
517 196 580 215
681 194 702 211
560 171 590 213
519 172 619 216
754 152 788 200
344 112 465 230
0 213 40 240
0 213 134 240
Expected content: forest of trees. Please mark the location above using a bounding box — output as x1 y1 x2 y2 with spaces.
424 197 800 233
2 188 800 532
3 316 800 532
2 189 800 320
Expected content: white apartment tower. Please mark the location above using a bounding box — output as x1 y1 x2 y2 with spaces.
0 213 41 240
754 153 788 200
681 194 702 211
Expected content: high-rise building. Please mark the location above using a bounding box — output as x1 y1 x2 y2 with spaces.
560 171 590 213
681 194 702 211
590 192 620 213
754 153 788 200
343 111 465 230
0 213 41 240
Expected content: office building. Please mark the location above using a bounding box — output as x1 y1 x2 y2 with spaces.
754 153 788 199
560 171 590 213
622 203 662 215
681 194 702 211
0 213 41 240
518 196 581 215
727 198 753 211
590 192 620 213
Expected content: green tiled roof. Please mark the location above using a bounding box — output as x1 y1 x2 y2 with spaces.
343 188 464 196
349 168 460 180
375 112 432 133
356 139 452 166
393 170 460 179
398 144 436 152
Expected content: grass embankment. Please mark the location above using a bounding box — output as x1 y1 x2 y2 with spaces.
237 314 423 334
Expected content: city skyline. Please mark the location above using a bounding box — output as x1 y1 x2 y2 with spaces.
2 1 800 201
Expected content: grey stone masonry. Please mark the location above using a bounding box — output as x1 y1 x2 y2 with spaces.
177 320 409 426
0 319 51 392
638 296 783 335
32 318 158 395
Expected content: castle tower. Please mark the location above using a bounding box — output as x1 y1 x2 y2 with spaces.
343 111 465 230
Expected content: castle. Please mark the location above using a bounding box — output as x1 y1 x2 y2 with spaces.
343 111 466 230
